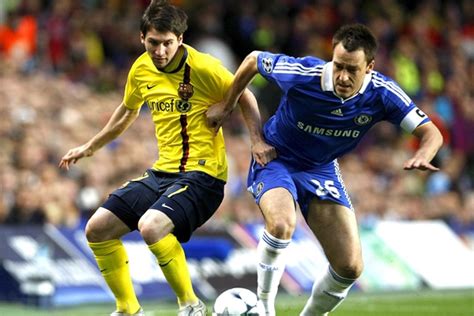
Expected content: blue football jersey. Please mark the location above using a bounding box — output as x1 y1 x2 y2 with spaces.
257 52 430 168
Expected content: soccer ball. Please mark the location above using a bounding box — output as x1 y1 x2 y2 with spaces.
213 287 265 315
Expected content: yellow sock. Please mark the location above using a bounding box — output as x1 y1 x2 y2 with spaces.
89 240 141 314
148 234 198 307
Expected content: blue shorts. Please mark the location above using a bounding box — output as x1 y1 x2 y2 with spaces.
102 169 225 242
247 158 353 219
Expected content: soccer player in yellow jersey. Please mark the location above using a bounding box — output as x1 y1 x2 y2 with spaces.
59 1 274 315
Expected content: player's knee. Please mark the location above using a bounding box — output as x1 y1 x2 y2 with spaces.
139 209 176 244
85 217 105 242
138 213 171 244
138 218 154 243
334 260 364 280
266 217 295 240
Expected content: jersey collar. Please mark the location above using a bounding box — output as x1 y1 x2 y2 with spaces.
322 61 372 96
158 45 188 73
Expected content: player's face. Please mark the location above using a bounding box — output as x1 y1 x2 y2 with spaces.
141 28 183 69
332 43 374 99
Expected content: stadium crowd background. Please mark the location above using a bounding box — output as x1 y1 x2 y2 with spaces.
0 0 473 248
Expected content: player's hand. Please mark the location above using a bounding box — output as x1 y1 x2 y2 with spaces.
252 141 277 166
59 145 93 170
206 102 233 135
403 157 439 171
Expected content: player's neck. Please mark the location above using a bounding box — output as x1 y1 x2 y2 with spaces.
159 45 187 73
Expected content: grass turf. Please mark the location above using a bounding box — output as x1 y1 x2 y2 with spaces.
0 289 472 316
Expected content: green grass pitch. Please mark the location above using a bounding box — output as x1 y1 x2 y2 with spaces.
0 289 472 315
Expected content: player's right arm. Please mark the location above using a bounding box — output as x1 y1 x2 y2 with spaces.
217 51 261 117
59 102 139 170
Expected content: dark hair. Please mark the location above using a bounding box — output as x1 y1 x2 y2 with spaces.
140 0 188 36
332 24 378 62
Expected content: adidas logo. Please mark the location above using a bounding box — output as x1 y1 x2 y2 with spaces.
331 108 343 116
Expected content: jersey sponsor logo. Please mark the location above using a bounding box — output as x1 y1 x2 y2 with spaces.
147 99 175 112
297 121 360 138
262 57 274 73
146 99 193 113
354 114 372 126
147 83 157 90
176 99 192 113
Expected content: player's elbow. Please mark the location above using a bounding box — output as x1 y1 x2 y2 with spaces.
244 51 260 66
415 122 444 150
247 50 261 60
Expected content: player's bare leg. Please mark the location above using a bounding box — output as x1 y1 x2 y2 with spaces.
86 207 131 242
300 200 363 316
257 188 296 316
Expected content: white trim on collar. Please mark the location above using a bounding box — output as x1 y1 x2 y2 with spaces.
359 71 372 94
321 62 334 92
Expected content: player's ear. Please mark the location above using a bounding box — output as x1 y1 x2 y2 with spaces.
140 33 145 44
177 34 183 45
366 60 375 73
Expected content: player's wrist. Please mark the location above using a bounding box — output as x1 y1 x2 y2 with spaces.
83 144 95 157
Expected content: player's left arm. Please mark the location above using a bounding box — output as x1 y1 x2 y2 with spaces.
206 51 260 133
403 121 443 171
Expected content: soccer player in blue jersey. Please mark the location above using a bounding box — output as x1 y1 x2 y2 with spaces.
59 1 270 315
207 24 443 316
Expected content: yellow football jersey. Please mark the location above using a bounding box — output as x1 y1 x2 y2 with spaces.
123 44 233 181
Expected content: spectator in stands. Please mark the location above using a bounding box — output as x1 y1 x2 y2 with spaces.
5 187 45 225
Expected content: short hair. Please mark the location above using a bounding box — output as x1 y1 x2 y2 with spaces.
332 24 378 63
140 0 188 37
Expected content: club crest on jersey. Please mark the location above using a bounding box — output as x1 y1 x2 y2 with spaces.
176 100 192 113
354 114 372 126
262 58 273 73
178 82 194 100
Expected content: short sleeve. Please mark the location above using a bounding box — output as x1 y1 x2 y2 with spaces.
257 51 324 92
122 65 144 110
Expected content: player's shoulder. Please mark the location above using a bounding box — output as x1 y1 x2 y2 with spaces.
369 70 412 105
128 52 153 75
369 71 400 91
269 52 325 68
261 52 325 81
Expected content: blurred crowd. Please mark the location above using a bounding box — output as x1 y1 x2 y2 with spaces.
0 0 473 247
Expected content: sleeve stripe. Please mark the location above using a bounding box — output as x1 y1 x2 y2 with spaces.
275 61 324 71
372 76 411 106
273 62 323 76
